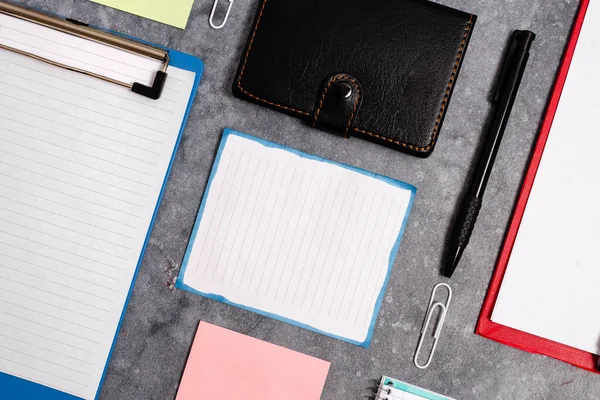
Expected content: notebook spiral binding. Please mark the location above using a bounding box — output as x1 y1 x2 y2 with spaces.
374 380 393 400
0 0 169 99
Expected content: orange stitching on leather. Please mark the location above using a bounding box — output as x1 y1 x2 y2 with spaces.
236 0 311 117
313 75 347 127
353 16 473 152
345 83 361 138
313 75 361 135
238 87 312 116
237 2 473 152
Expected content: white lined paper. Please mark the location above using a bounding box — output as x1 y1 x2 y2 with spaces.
491 0 600 356
180 133 414 344
0 14 196 400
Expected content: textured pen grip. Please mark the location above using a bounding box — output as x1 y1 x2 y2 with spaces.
456 196 482 247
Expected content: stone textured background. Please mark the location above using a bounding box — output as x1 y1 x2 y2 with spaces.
21 0 596 398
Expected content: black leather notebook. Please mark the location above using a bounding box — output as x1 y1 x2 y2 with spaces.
233 0 476 157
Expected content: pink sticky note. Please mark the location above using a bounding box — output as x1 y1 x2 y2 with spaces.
176 322 331 400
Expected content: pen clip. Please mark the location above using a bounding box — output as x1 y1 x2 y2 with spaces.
493 35 519 103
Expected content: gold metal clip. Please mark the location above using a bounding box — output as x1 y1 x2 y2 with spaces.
0 0 170 99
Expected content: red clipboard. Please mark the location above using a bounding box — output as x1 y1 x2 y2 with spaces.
476 0 599 373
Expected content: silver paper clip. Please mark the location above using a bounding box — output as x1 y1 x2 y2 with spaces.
209 0 234 30
413 283 452 369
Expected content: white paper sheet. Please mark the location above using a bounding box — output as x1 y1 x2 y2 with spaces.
0 14 195 399
491 0 600 356
180 132 414 344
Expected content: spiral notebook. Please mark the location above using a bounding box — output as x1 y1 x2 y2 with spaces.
177 130 416 347
0 2 203 399
375 376 454 400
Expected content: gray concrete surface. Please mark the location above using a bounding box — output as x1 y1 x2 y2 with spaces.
20 0 597 399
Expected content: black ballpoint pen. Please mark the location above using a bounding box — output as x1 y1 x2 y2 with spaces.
443 30 536 278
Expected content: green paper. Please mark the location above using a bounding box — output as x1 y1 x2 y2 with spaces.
91 0 195 29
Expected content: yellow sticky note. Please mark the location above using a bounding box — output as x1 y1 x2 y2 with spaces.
91 0 195 29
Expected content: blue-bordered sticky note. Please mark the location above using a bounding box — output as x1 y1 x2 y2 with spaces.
378 376 455 400
177 129 416 347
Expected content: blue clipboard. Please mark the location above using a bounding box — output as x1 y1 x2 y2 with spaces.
176 129 416 348
0 30 204 400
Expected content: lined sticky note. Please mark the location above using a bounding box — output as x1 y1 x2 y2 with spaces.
91 0 196 29
176 322 330 400
178 130 415 346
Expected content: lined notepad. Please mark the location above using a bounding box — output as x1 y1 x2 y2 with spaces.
0 12 197 400
178 130 415 346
